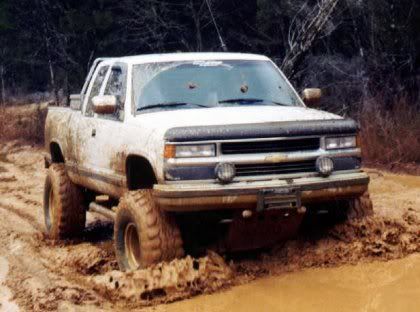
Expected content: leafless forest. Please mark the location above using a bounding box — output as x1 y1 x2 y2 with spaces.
0 2 419 311
0 0 419 165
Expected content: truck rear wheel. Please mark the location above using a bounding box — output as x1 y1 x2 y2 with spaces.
114 190 184 271
43 164 86 239
347 190 373 219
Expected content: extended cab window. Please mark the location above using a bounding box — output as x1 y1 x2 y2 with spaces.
103 66 126 121
85 65 109 117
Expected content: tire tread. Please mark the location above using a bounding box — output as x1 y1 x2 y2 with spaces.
44 164 85 239
114 189 184 270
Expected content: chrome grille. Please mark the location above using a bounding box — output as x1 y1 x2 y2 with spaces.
221 138 320 155
235 160 316 177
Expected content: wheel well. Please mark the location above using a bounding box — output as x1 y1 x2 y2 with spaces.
126 155 157 190
50 142 64 163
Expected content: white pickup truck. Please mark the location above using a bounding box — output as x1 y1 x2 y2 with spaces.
44 52 372 271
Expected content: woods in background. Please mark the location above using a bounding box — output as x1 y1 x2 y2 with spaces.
0 0 419 115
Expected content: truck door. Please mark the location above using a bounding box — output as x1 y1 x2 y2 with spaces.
75 62 127 196
89 63 128 182
74 63 110 185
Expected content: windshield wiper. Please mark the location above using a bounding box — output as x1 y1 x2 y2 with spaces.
137 102 209 111
218 98 264 104
218 98 289 106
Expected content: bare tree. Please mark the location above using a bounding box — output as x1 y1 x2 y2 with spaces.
119 0 185 52
0 63 6 106
119 0 225 52
281 0 339 78
0 37 12 106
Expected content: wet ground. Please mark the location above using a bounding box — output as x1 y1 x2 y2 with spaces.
164 253 420 312
0 141 418 311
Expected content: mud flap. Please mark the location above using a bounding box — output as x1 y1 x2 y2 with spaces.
223 188 305 252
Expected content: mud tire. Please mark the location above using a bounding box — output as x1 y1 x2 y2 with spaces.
347 191 374 219
114 190 184 271
43 164 86 239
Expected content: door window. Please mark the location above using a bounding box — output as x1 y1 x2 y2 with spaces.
85 65 109 117
103 66 126 121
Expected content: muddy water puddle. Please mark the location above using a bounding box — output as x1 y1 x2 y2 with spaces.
163 254 420 312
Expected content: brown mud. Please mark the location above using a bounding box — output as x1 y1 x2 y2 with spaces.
0 141 419 311
165 253 420 312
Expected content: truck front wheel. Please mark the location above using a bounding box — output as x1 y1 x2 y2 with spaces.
114 190 184 271
43 164 86 239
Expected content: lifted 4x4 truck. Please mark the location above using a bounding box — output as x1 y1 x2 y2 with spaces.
44 53 372 271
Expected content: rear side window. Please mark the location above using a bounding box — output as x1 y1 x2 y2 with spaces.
85 65 109 117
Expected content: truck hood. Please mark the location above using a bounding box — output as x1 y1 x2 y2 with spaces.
133 106 341 131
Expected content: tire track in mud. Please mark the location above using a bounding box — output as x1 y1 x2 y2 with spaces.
0 203 43 232
0 143 234 310
0 152 126 310
2 235 102 311
0 257 19 312
0 205 105 311
0 165 8 173
0 142 419 311
0 144 103 311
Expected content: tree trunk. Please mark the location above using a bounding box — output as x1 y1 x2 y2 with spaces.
48 58 59 106
0 65 5 106
190 0 203 51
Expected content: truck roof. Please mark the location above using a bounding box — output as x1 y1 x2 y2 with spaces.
98 52 270 65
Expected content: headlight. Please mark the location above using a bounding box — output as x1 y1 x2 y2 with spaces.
325 136 357 150
164 144 216 158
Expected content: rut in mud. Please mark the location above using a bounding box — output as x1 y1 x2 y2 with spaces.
0 141 419 311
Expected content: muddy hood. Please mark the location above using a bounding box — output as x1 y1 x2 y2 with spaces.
135 105 341 130
129 106 357 142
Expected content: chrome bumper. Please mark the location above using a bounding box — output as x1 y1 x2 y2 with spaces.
154 171 369 212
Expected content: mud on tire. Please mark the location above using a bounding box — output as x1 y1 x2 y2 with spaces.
43 164 86 239
114 190 184 271
347 191 374 219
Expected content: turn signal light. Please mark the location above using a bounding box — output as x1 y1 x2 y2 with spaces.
164 145 176 159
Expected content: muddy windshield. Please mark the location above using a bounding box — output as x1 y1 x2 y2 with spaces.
132 60 302 112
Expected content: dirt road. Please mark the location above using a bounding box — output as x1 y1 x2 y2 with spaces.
0 141 419 311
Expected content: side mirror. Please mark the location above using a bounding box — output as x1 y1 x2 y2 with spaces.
92 95 117 114
302 88 322 106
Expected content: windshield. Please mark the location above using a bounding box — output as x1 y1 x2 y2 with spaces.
132 60 302 112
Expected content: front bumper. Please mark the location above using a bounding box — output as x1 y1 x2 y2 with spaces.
154 171 369 212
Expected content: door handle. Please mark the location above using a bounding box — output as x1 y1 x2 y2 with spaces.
91 129 96 137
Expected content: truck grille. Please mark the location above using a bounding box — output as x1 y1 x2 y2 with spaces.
235 160 316 177
221 138 320 155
